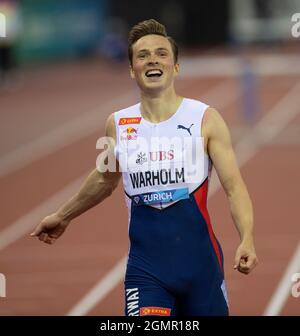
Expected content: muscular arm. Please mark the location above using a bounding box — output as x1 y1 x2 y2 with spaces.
55 167 119 222
31 113 121 243
55 114 121 221
203 107 258 274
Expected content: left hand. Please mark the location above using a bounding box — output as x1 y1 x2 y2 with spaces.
234 241 258 275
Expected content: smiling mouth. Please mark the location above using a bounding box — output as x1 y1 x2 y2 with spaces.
145 69 163 78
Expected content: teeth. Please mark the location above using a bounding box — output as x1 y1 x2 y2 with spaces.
146 70 162 77
148 70 160 75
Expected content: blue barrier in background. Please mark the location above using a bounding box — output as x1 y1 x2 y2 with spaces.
240 58 260 124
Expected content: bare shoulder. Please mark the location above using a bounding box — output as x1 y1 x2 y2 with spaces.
202 107 231 142
99 112 121 178
105 113 116 139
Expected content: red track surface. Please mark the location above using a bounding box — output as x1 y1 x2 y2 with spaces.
0 56 299 315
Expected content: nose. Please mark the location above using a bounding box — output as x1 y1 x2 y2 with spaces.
147 52 159 65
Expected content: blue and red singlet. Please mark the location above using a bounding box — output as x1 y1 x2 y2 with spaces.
113 98 228 316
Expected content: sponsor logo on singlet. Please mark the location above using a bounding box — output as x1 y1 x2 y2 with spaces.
149 150 174 161
177 123 194 136
133 187 189 205
130 167 185 189
119 117 141 125
121 127 138 140
136 152 147 165
135 150 174 165
140 307 171 316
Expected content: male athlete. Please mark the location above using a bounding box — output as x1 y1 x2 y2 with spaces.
31 19 258 316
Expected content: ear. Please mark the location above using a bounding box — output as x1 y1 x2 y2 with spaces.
129 65 135 79
173 63 179 77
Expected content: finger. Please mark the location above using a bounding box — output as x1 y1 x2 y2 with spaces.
31 225 43 237
234 253 242 270
238 260 257 274
238 267 250 275
49 236 58 243
239 264 250 272
245 256 258 271
49 227 65 240
48 232 60 239
45 237 55 245
38 233 48 242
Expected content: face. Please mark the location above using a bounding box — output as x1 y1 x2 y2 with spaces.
130 34 179 94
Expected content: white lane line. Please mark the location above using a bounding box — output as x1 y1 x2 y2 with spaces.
263 243 300 316
231 126 300 145
0 175 85 251
196 78 238 108
67 80 300 316
180 55 300 77
67 256 127 316
0 90 136 178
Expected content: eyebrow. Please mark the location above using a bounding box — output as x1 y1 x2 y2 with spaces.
137 47 169 53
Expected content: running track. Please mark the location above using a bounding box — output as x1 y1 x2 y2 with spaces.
0 53 299 315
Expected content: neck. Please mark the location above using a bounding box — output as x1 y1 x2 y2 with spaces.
140 86 183 123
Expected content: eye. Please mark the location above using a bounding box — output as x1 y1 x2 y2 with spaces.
158 50 168 57
137 54 146 59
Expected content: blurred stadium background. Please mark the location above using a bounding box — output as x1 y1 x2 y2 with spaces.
0 0 299 315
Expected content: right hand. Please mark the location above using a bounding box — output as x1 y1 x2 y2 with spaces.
30 213 70 245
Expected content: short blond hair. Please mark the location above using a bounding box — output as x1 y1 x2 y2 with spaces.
128 19 178 65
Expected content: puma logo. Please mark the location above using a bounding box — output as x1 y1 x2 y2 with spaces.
177 124 194 136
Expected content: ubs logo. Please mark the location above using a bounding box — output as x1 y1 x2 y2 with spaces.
149 150 174 161
136 150 174 165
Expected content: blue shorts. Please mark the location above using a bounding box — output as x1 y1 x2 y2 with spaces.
125 267 228 316
124 180 229 316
